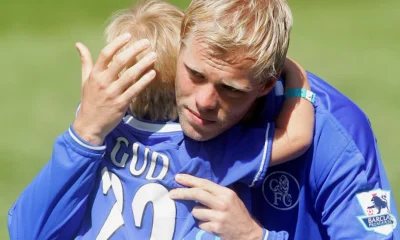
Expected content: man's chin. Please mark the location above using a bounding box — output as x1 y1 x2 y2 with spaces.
181 124 219 142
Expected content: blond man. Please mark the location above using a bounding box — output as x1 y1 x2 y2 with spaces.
105 0 314 165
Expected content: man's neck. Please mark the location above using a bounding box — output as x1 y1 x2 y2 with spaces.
240 97 266 125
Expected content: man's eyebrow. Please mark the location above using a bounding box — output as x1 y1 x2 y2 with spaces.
184 62 251 92
184 63 204 76
221 79 253 92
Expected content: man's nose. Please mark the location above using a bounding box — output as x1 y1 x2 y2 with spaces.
195 84 218 111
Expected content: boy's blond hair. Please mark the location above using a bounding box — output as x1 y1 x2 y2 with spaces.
181 0 293 84
105 0 183 121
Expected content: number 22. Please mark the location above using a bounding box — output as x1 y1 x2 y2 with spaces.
97 167 176 240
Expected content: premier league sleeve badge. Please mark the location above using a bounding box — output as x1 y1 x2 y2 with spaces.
356 189 397 236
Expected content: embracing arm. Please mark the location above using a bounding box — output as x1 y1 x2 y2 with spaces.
271 58 314 166
7 127 105 240
8 34 157 239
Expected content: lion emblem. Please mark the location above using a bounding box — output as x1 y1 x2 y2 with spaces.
368 194 389 214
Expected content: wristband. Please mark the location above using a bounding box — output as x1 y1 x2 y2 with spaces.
284 88 316 103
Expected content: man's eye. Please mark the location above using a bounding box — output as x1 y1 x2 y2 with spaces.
190 69 203 79
223 85 241 93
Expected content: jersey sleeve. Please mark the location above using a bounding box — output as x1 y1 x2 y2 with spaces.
181 226 289 240
7 126 105 240
314 138 399 239
209 122 275 188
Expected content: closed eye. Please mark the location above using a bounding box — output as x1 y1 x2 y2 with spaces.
185 64 206 81
222 84 242 93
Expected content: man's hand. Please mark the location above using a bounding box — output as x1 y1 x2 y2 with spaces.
169 174 264 240
72 33 157 145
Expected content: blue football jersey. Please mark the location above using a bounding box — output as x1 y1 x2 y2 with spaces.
237 73 399 239
8 112 274 239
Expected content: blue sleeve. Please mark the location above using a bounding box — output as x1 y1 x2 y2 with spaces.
7 126 105 240
209 122 275 188
314 139 399 239
182 226 288 240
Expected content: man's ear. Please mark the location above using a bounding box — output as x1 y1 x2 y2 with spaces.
257 74 279 97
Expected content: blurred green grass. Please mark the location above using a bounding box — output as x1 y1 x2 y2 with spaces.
1 0 399 239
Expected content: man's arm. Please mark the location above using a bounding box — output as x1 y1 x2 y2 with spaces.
313 138 399 239
7 127 104 240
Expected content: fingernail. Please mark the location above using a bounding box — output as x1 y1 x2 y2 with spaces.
148 52 157 61
175 174 183 181
141 39 150 47
122 32 131 40
75 42 82 50
169 190 177 198
148 70 156 78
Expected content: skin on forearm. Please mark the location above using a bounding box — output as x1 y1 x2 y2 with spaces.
270 58 314 166
72 119 105 146
248 220 265 240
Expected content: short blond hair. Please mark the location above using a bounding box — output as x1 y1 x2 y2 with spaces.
181 0 293 84
105 0 183 121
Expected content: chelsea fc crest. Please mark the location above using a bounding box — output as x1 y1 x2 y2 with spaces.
356 189 397 235
262 171 300 210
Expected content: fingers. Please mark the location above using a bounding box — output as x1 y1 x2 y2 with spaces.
109 51 157 95
169 187 223 210
195 207 227 234
174 174 231 196
75 42 93 86
106 39 151 80
118 69 156 103
93 33 132 73
198 221 218 235
191 205 215 222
